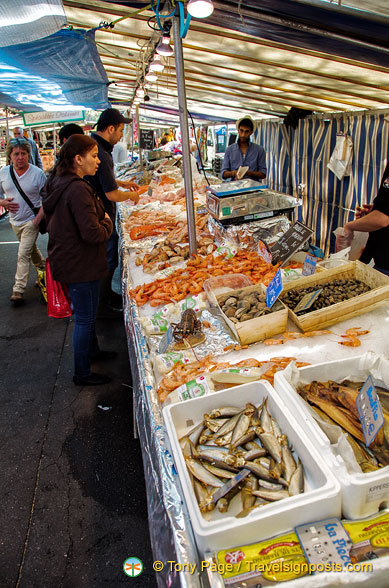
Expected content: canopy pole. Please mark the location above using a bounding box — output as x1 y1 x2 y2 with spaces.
136 105 143 170
173 13 197 256
53 125 57 159
5 107 9 140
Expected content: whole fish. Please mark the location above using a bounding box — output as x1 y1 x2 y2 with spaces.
208 406 242 418
241 447 267 461
244 440 263 451
217 485 242 513
204 417 229 433
185 458 225 487
288 459 304 496
257 431 282 463
242 475 258 510
259 479 284 491
281 438 297 483
252 489 290 501
243 461 287 486
260 398 273 433
269 458 283 480
181 422 204 446
213 413 242 439
194 480 215 512
230 428 256 450
203 464 239 479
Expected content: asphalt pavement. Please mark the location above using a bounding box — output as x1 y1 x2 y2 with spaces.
0 214 157 588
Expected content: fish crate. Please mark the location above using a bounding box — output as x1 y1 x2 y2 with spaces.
216 283 288 345
281 260 389 332
163 381 341 555
274 354 389 520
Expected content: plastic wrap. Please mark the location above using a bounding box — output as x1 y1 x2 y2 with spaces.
208 215 290 250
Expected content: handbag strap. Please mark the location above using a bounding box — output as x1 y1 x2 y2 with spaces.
9 165 37 212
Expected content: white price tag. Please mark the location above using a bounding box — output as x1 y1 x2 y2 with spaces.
356 375 384 447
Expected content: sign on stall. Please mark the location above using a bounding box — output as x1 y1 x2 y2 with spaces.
22 110 84 126
139 129 155 150
270 221 313 266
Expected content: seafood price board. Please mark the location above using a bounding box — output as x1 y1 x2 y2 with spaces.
270 221 313 265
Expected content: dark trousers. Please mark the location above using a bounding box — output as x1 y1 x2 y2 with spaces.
67 280 100 377
106 227 119 273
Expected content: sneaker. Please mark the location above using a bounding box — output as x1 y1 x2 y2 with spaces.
90 350 118 362
73 372 112 386
10 291 24 305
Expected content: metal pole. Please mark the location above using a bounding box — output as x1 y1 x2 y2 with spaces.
136 105 143 170
131 121 134 161
173 13 197 256
53 125 57 159
5 107 9 140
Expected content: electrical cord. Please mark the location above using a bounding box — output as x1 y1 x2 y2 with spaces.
188 110 210 185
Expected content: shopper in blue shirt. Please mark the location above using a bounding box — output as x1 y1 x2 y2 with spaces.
221 115 266 181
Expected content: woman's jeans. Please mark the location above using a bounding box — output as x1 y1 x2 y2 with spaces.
67 280 100 377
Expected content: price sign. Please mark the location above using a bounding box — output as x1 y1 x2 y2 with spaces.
266 269 283 308
270 221 313 266
139 129 155 150
302 254 317 276
295 518 352 569
293 289 322 313
356 375 384 447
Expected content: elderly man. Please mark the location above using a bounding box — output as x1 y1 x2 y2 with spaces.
221 115 266 181
0 138 46 305
87 108 139 318
13 127 43 170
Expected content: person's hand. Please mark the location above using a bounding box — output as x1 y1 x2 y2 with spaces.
355 204 373 219
129 191 140 205
32 216 39 228
122 180 139 191
230 170 238 180
2 197 19 213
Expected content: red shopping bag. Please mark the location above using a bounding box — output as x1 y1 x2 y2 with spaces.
46 258 72 318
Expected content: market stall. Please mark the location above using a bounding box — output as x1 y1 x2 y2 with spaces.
114 146 389 587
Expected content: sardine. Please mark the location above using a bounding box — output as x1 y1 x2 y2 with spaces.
213 413 242 439
208 406 242 418
203 464 239 479
242 475 258 510
244 439 263 451
288 459 304 496
257 431 282 463
230 428 256 450
281 439 297 483
243 461 284 484
185 458 224 487
180 437 195 459
271 418 283 438
241 447 267 461
217 485 241 513
204 417 229 433
214 431 233 446
269 458 283 480
197 452 240 473
181 422 204 446
252 489 290 501
260 398 273 433
259 479 284 490
194 480 215 512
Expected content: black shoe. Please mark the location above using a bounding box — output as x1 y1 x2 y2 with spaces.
90 350 118 362
97 305 123 319
109 291 122 307
73 372 112 386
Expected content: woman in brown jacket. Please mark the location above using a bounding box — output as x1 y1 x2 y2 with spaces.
43 135 113 386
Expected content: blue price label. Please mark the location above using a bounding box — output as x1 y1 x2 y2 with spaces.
266 269 283 308
302 254 317 276
356 375 384 447
158 324 174 354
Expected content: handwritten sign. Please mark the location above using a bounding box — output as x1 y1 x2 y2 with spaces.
356 376 384 447
270 221 313 266
266 268 283 308
293 289 322 313
139 129 155 150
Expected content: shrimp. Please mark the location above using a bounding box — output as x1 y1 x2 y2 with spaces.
264 339 284 345
303 330 332 337
339 336 361 347
345 328 370 337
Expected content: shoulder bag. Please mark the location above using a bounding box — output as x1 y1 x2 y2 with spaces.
9 165 47 234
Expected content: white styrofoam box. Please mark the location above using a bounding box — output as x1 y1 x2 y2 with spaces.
163 380 341 555
274 352 389 520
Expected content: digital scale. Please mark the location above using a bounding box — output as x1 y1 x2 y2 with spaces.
206 180 301 225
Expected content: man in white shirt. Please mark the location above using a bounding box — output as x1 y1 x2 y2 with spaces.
13 127 43 170
0 138 46 305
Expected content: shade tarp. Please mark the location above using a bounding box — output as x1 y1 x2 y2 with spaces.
0 0 66 47
0 29 110 111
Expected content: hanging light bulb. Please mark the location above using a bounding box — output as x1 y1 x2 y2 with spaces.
187 0 214 18
145 71 158 82
156 33 173 57
149 54 164 73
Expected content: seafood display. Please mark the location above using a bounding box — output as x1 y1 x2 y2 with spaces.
171 308 205 349
157 356 310 404
179 399 304 518
297 380 389 468
129 251 279 307
217 289 274 323
281 279 371 314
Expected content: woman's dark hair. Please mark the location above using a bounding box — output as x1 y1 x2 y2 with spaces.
49 134 97 181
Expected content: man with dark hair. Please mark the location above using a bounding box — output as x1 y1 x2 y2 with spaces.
221 115 266 181
58 123 84 145
13 127 43 170
86 108 139 318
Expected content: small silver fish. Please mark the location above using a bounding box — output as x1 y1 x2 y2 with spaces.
203 464 238 479
252 489 290 501
213 413 242 439
185 458 224 487
281 438 297 483
288 459 304 496
257 431 282 463
204 417 229 433
230 413 252 449
208 406 242 418
260 398 273 433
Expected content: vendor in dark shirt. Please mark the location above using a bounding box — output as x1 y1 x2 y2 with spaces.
342 162 389 275
87 108 139 317
221 115 266 181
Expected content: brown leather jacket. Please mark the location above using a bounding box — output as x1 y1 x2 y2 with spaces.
42 173 113 283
